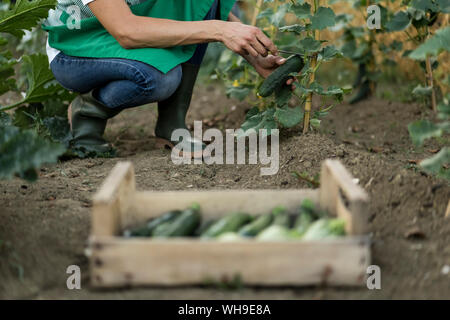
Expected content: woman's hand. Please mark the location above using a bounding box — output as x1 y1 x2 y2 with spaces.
247 54 296 88
218 21 278 57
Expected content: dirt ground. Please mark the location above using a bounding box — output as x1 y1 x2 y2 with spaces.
0 84 449 300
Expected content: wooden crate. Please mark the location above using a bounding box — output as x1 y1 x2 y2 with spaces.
89 160 371 288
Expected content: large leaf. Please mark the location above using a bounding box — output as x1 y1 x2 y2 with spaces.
299 37 322 53
0 0 57 38
290 2 312 20
408 119 446 146
410 0 439 12
436 0 450 13
409 26 450 60
420 147 450 181
274 106 303 128
240 107 277 138
0 41 17 96
386 11 411 31
0 124 65 181
0 53 61 111
318 45 343 61
310 7 336 30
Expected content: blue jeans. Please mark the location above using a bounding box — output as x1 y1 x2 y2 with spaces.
50 0 219 109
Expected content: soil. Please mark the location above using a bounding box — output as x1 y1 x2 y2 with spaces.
0 84 449 300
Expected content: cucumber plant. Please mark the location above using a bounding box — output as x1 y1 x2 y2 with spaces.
0 0 71 181
407 26 449 181
385 0 450 110
236 0 350 137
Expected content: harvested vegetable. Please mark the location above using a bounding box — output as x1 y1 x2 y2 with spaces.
217 232 244 242
271 206 290 227
123 210 181 237
201 212 252 238
239 213 273 237
153 203 201 238
301 218 346 240
257 225 292 241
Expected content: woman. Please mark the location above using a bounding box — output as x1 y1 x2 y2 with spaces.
44 0 294 157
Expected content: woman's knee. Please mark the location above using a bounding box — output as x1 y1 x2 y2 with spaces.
149 64 182 101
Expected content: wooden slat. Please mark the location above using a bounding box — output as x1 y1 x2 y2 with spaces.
319 160 369 235
90 236 370 287
122 189 318 229
92 162 135 236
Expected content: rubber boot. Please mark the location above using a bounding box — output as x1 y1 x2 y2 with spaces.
155 63 206 158
70 92 121 154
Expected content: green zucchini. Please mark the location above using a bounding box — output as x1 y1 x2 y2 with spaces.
238 213 273 237
271 206 290 227
123 210 181 237
301 218 346 240
153 204 201 238
257 225 292 241
258 55 304 97
201 212 252 238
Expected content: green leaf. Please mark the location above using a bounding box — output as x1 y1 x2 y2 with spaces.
318 46 343 61
274 106 303 128
279 24 308 34
0 124 65 181
436 0 450 13
0 48 17 96
42 116 71 145
240 108 277 138
310 7 336 30
290 2 311 20
437 98 450 119
386 11 411 31
226 85 251 101
420 147 450 180
0 54 64 111
0 111 12 126
274 85 292 107
412 84 433 96
410 0 439 12
408 119 444 146
0 0 57 38
299 37 322 53
271 3 289 27
409 26 450 60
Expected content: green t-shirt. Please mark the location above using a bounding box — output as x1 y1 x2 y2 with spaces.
43 0 236 73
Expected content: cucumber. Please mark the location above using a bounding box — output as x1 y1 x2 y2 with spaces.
258 55 304 97
217 232 245 242
123 210 181 237
201 212 252 238
153 204 201 238
238 213 273 237
257 225 292 241
294 199 320 236
271 206 290 227
301 218 346 240
195 219 217 237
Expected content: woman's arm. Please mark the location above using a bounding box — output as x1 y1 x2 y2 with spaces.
88 0 277 57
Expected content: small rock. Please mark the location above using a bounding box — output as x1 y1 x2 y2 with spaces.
303 161 312 168
441 265 450 275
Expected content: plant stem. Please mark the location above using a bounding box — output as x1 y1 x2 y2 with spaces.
0 99 25 112
424 25 437 112
303 0 319 134
425 55 437 111
251 0 264 26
